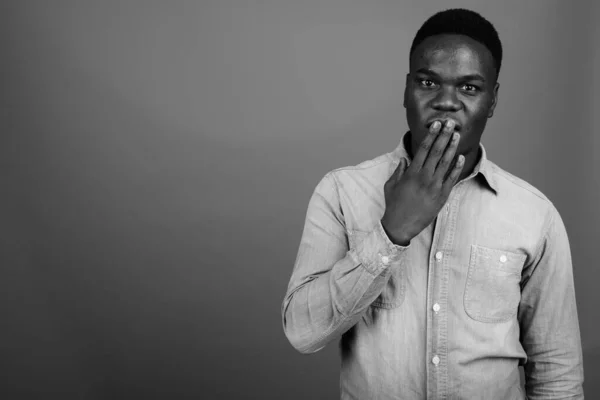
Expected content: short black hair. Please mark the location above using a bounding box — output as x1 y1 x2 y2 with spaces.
409 8 503 77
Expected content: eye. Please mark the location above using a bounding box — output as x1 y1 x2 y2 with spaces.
461 84 480 93
419 79 437 88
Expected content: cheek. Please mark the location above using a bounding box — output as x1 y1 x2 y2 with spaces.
466 97 492 117
473 109 492 127
406 89 427 106
463 101 490 129
406 95 428 119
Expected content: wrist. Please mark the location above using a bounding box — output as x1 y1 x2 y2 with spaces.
380 219 411 246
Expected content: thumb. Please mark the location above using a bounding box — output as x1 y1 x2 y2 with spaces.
396 157 407 179
387 158 407 187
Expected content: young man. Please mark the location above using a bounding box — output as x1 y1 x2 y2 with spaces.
281 8 584 400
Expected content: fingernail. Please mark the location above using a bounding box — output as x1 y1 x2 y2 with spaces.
453 132 459 141
446 120 455 129
432 121 441 129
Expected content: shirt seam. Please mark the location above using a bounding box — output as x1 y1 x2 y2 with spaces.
529 204 557 268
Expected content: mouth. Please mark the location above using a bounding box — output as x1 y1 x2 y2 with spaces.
426 119 462 132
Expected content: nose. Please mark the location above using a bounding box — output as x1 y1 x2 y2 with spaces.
431 86 462 112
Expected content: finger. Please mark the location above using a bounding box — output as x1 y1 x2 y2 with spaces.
442 154 465 193
422 119 456 175
386 157 406 188
433 131 460 182
410 121 442 170
442 153 458 182
390 158 407 184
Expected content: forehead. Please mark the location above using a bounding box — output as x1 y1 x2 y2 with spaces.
410 34 496 79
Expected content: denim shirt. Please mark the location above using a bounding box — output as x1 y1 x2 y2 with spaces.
282 133 584 399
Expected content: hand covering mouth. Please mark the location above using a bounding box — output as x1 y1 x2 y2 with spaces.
426 118 461 131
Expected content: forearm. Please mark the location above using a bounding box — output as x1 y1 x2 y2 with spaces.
522 295 584 399
283 257 390 353
282 223 407 354
523 341 584 399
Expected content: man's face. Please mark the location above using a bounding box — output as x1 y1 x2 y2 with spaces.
404 34 499 160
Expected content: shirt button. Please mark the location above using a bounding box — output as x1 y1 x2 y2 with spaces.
435 251 443 261
500 255 507 263
433 303 440 312
432 355 440 365
381 255 390 264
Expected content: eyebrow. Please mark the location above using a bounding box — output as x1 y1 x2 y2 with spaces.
415 68 486 83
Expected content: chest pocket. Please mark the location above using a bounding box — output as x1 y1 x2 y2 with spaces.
464 244 526 323
348 230 406 309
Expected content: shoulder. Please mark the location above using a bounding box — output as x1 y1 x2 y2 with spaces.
324 150 396 186
489 160 549 201
487 159 562 228
309 149 395 205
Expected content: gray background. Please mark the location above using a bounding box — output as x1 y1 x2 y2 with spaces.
1 0 599 399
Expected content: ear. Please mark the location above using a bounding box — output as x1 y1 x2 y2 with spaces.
403 73 410 109
487 81 500 118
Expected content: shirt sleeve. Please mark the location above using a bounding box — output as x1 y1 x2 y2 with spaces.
518 204 584 399
281 172 409 354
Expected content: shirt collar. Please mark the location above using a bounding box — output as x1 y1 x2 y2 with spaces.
390 131 498 194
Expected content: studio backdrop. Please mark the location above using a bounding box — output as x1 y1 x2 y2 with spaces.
2 1 599 399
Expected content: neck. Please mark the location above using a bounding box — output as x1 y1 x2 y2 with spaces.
458 146 481 182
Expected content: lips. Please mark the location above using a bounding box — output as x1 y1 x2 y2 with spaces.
426 118 462 131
